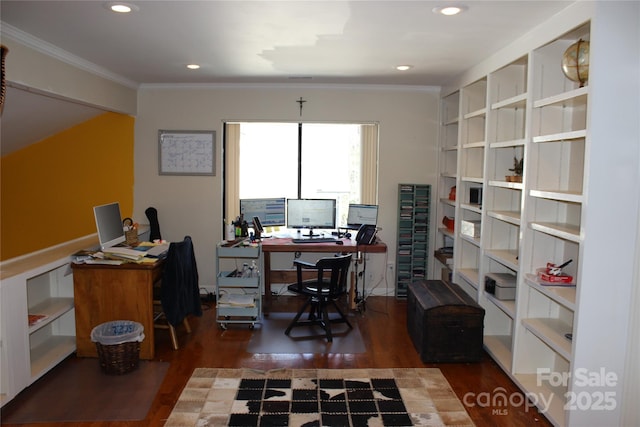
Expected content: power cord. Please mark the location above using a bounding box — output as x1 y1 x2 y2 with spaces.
200 287 216 310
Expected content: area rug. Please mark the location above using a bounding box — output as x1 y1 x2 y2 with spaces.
1 357 169 423
165 367 475 427
246 312 366 354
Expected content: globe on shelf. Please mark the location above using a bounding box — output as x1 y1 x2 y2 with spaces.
561 39 589 87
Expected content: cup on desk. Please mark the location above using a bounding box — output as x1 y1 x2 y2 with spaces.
226 224 235 241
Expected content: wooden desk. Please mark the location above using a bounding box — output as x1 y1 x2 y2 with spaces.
260 238 387 310
71 261 163 360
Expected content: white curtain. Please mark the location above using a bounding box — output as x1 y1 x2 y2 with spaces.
361 123 379 204
225 123 241 226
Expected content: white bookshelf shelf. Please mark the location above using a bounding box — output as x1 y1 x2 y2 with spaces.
491 92 527 110
524 274 576 311
484 335 513 372
521 317 573 361
533 86 588 109
487 210 521 225
530 221 580 242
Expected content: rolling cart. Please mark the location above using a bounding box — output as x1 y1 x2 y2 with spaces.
215 240 262 329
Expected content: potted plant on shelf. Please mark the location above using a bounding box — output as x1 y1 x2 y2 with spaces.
506 156 523 183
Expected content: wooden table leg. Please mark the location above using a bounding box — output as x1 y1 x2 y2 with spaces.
349 270 356 310
263 251 271 314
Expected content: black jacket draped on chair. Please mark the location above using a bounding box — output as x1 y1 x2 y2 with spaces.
161 236 202 326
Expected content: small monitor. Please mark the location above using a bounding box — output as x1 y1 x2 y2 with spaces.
240 197 286 227
287 198 336 237
93 202 125 250
347 204 379 229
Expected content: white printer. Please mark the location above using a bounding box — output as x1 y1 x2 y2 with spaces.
484 272 517 300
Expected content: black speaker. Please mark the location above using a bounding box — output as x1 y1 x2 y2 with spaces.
145 207 162 241
470 188 482 205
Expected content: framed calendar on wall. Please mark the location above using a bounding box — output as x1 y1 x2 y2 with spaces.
158 130 215 176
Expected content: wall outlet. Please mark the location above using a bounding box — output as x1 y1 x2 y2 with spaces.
387 263 394 275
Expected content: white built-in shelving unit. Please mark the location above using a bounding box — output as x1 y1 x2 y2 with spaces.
0 237 95 406
454 76 487 297
435 3 640 425
434 91 459 280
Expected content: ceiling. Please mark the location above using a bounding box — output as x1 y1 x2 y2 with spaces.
0 0 573 155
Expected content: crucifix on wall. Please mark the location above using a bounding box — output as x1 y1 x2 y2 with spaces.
296 97 306 116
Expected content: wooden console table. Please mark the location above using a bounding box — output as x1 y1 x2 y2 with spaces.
72 260 163 360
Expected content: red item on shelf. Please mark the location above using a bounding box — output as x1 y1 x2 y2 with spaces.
28 314 48 326
536 268 575 285
442 216 454 232
449 186 456 201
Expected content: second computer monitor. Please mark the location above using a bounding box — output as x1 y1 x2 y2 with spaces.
346 203 378 229
287 198 336 236
240 198 286 227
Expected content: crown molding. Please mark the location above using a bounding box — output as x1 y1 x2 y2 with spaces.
1 22 138 89
139 82 440 93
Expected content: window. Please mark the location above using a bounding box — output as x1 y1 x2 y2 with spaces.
224 122 378 229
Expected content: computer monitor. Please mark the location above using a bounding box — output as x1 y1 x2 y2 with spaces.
240 197 286 227
346 204 379 229
287 198 336 237
93 202 125 250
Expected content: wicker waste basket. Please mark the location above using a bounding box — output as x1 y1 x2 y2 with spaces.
91 320 145 375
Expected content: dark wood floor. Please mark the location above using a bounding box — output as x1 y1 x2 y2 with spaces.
2 296 551 427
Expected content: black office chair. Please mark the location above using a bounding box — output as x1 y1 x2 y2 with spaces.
285 254 353 342
153 236 202 349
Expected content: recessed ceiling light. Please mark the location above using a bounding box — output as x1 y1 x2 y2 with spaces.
396 65 413 71
186 64 201 70
432 5 467 16
105 2 139 13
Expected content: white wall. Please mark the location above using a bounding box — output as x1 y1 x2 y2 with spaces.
2 33 137 114
134 85 440 293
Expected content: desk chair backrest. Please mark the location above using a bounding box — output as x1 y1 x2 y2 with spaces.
161 235 202 326
145 207 162 242
300 254 352 298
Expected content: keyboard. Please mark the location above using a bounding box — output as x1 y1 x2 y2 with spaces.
102 246 144 260
292 237 338 244
84 259 123 265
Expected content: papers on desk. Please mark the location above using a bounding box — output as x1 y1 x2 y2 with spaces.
217 293 256 308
